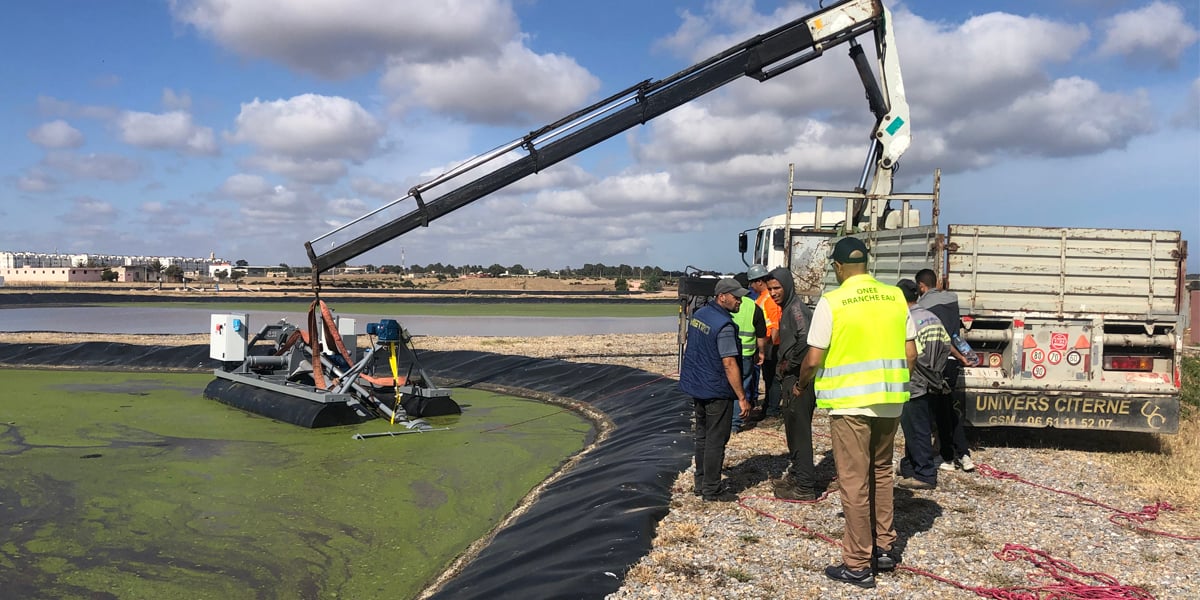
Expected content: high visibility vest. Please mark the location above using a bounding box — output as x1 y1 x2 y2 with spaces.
814 274 910 409
730 297 758 357
756 292 781 345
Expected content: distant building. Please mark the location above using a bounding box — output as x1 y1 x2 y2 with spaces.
0 251 227 284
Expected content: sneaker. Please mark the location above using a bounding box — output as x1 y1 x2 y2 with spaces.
896 476 935 490
824 564 875 588
958 455 976 472
702 489 738 503
873 547 900 572
772 478 816 501
938 460 957 472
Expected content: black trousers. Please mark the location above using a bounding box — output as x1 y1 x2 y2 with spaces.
780 374 816 489
900 393 940 483
693 396 733 495
761 357 781 415
935 360 970 461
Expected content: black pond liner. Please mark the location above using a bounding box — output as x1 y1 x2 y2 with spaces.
0 342 694 600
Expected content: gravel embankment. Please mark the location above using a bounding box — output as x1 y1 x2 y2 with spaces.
412 334 1200 599
3 330 1196 598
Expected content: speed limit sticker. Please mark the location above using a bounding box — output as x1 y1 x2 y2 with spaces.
1066 351 1082 366
1032 364 1047 379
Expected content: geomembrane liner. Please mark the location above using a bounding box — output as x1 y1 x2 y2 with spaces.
0 342 693 599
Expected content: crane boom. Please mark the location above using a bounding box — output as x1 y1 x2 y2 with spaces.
305 0 909 286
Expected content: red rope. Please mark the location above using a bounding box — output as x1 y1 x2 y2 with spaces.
977 464 1200 541
728 495 1159 598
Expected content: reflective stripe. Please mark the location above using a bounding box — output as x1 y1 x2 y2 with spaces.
816 358 908 378
816 380 910 399
813 274 911 410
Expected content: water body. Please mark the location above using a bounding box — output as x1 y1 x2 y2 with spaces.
0 306 677 337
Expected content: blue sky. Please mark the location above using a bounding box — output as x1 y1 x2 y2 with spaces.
2 0 1197 273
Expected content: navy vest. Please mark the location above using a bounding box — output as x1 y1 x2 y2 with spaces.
679 303 735 400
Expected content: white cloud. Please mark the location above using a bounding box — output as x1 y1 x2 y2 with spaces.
228 94 384 162
383 40 601 125
328 197 371 218
219 173 271 198
241 154 348 184
162 89 193 111
950 77 1154 157
42 151 142 181
17 169 59 193
36 95 119 121
1097 1 1199 67
60 197 118 225
169 0 517 79
117 110 219 156
27 120 85 149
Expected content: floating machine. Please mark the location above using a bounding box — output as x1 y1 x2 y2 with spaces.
205 307 459 428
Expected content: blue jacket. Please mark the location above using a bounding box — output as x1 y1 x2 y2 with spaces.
679 302 737 400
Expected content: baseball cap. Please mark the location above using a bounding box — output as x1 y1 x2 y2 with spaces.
897 278 919 303
831 237 868 264
713 278 749 297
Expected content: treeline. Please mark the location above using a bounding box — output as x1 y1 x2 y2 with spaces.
385 263 680 278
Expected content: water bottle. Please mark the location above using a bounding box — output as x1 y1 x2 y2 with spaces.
952 334 980 366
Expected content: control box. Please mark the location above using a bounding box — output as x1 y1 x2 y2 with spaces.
210 313 248 362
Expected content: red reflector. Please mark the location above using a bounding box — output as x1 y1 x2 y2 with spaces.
1103 356 1153 371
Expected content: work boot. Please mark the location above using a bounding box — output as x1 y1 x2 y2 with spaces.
702 489 738 503
873 546 900 572
772 477 816 501
824 564 875 588
896 476 936 490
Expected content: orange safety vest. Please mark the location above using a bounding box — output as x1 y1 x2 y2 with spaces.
756 293 781 345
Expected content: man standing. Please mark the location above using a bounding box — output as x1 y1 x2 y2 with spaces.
747 265 782 418
766 266 818 501
914 269 976 473
679 278 753 502
729 274 766 433
798 238 916 589
895 279 952 490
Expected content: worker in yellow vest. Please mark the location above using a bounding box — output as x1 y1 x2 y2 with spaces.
729 274 766 433
797 237 916 589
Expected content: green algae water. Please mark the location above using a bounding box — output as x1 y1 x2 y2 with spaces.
0 370 590 599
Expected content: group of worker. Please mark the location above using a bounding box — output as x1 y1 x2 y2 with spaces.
678 237 977 589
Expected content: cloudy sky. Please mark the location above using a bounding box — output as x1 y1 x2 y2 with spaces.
3 0 1198 273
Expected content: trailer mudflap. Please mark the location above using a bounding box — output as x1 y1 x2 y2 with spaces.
962 390 1179 434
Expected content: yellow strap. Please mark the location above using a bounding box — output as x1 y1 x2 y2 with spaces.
388 342 401 424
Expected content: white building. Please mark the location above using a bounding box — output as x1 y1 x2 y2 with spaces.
0 251 228 284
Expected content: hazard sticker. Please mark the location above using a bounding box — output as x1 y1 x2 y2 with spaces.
1050 332 1068 351
1032 364 1047 379
988 353 1002 368
1066 351 1082 366
1048 350 1062 365
1029 348 1045 364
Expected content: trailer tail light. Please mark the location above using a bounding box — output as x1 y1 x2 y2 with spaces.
1103 356 1153 371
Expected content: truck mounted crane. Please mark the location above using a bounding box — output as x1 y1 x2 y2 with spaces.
207 0 914 427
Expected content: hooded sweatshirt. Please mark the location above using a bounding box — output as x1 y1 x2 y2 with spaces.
770 267 814 377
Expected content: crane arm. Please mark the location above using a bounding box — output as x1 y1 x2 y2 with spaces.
305 0 907 283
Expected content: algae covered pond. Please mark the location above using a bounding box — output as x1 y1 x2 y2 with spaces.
0 369 591 599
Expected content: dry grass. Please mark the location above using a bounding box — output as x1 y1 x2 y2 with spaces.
656 521 702 545
1109 416 1200 511
1101 356 1200 514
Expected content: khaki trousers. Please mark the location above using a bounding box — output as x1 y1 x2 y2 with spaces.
830 414 899 570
